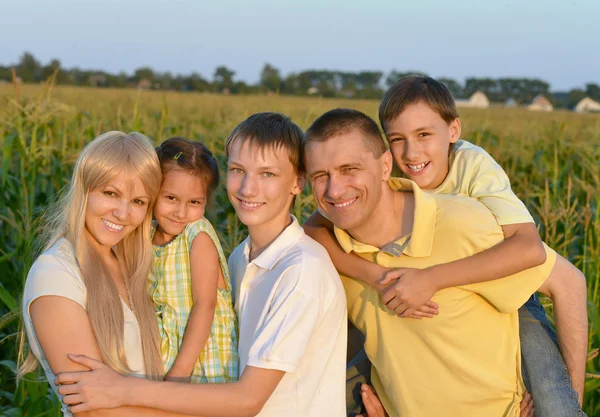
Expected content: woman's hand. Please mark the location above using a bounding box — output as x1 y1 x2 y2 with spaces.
55 354 131 413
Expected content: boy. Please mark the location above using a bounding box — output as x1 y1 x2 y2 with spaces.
304 77 587 417
56 113 347 417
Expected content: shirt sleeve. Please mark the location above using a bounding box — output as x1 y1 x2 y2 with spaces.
23 252 86 315
246 265 320 373
467 151 534 226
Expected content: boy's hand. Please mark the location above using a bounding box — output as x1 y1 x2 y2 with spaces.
356 384 388 417
520 391 535 417
379 268 439 318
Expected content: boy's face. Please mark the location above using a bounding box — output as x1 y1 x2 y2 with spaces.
226 139 305 232
305 129 392 233
385 101 461 190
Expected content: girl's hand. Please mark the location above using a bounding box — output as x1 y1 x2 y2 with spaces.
55 354 129 413
379 268 439 318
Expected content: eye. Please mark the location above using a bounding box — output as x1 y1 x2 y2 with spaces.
262 172 274 178
418 132 431 138
133 199 147 205
166 195 176 201
343 167 357 173
191 200 205 205
388 137 404 144
230 167 243 174
103 190 116 197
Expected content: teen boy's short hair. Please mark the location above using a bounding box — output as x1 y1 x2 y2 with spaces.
379 76 459 130
303 108 387 158
224 112 305 174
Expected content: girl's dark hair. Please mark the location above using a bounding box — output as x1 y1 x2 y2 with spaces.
155 137 219 200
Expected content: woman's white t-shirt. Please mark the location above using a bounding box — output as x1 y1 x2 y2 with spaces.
22 238 145 416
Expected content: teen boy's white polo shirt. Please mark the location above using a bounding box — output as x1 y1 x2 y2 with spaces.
228 216 347 417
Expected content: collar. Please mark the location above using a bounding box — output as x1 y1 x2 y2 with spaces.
242 215 304 270
334 177 436 258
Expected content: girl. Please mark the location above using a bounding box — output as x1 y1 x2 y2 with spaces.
151 137 238 383
20 131 164 416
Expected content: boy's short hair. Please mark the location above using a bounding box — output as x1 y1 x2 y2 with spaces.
225 112 305 174
303 108 387 158
379 76 459 131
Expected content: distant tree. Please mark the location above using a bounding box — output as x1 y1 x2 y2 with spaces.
585 83 600 101
133 67 155 83
438 78 463 98
385 70 427 88
17 52 42 82
260 63 282 92
214 66 235 92
567 89 587 109
41 59 64 83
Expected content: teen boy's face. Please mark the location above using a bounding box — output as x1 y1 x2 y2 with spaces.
385 101 461 190
305 130 392 233
227 139 304 232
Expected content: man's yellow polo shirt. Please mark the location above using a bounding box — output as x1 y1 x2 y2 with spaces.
335 178 551 417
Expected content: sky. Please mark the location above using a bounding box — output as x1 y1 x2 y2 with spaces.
1 0 598 91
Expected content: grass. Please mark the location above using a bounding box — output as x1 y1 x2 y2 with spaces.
1 81 599 415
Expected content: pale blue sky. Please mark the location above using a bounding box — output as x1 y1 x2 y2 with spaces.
1 0 597 90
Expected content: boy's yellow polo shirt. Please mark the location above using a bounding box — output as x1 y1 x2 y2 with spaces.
335 178 551 417
437 140 534 226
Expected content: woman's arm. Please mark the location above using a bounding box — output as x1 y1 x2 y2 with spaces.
31 296 195 417
165 233 220 380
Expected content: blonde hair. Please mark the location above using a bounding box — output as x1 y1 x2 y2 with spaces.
19 131 163 379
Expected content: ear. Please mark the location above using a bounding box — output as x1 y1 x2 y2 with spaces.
449 118 461 143
292 173 306 195
381 150 393 181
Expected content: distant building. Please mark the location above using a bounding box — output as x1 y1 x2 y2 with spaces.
307 87 319 95
528 95 553 112
137 78 152 90
504 98 517 107
88 74 107 88
455 91 490 109
575 97 600 113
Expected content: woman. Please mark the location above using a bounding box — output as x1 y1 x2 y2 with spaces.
20 131 168 416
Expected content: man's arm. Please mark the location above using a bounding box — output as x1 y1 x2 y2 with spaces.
536 255 588 405
381 222 546 316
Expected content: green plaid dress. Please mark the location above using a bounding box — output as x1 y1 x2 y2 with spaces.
150 218 239 383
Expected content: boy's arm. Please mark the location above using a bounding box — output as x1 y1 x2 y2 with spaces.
381 222 546 315
58 356 284 416
303 211 438 318
166 233 220 380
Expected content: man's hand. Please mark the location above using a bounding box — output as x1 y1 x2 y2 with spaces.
356 384 388 417
520 390 535 417
379 268 439 318
55 354 130 413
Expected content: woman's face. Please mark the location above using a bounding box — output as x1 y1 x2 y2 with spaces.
85 171 150 252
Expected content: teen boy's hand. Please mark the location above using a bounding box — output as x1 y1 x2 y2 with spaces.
379 268 439 318
520 391 535 417
356 384 388 417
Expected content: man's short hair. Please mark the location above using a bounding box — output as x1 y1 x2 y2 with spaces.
225 112 305 174
303 108 387 158
379 76 459 131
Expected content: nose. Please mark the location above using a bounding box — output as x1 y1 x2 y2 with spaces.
238 173 258 197
404 140 422 162
112 199 130 222
173 202 187 220
325 175 346 201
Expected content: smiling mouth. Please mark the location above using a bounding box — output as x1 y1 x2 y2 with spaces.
102 219 124 232
328 197 358 209
406 162 430 173
238 198 264 209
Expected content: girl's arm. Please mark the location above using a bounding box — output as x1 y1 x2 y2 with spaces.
165 232 220 380
30 297 195 417
58 356 284 417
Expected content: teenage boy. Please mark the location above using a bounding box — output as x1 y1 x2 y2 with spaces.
302 108 585 417
55 113 347 417
304 78 587 417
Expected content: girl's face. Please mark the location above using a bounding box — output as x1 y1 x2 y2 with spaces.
85 171 150 253
153 169 207 241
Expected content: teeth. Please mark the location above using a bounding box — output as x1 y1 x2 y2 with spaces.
333 199 355 208
407 162 428 172
103 219 124 231
241 201 262 208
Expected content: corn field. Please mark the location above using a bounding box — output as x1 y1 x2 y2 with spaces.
0 79 599 415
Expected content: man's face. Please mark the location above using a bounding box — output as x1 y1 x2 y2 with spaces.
227 139 304 231
305 129 392 233
385 101 461 190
